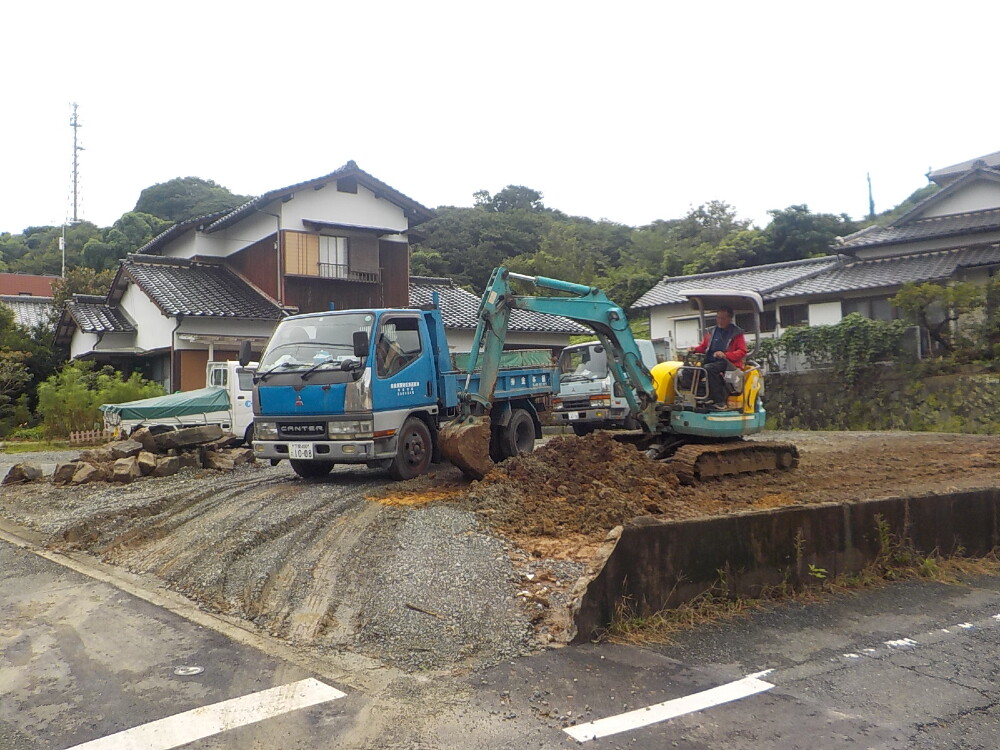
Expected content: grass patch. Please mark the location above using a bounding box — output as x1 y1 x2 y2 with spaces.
1 440 71 454
604 515 1000 645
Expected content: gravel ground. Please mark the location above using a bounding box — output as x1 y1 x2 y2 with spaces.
2 430 999 675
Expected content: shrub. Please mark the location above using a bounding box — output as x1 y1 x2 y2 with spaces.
36 361 165 438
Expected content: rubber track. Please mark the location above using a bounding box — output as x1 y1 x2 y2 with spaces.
667 441 800 485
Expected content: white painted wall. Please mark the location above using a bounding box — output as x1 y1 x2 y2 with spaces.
281 183 408 234
70 331 100 359
649 303 690 340
920 180 1000 218
808 300 843 327
674 318 703 349
120 283 174 351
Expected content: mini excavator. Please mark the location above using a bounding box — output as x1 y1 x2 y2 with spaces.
438 266 798 483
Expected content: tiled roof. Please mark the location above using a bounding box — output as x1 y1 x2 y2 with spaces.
841 207 1000 249
770 244 1000 299
65 295 136 333
0 295 55 330
120 255 285 319
631 256 841 309
204 161 433 234
408 276 589 335
133 210 230 255
928 151 1000 184
0 273 58 297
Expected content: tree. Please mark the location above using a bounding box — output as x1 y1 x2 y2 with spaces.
134 177 252 223
762 205 860 264
891 281 983 354
6 222 102 275
51 267 117 310
474 185 545 213
81 211 172 270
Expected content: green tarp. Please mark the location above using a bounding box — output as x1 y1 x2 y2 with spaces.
100 387 231 421
450 349 552 372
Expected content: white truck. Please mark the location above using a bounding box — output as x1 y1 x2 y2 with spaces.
100 361 257 443
551 339 659 435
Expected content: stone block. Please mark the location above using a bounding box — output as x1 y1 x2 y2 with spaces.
229 448 255 466
153 425 224 451
130 427 159 454
3 463 43 485
109 440 143 459
152 456 180 477
112 456 142 483
137 451 158 476
70 462 101 485
76 448 114 463
176 452 201 470
52 462 81 486
203 451 235 471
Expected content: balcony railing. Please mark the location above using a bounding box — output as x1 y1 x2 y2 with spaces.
318 263 380 284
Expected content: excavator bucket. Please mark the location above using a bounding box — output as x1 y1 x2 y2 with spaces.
438 414 494 480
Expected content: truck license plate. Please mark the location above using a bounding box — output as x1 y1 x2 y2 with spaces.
289 442 314 459
568 412 580 420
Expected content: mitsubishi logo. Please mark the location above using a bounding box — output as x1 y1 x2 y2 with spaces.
294 394 304 407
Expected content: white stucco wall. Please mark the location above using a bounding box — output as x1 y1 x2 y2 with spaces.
70 331 100 359
281 183 408 235
808 300 843 327
120 283 174 351
920 180 1000 218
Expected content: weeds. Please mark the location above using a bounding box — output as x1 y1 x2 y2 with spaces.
604 514 1000 645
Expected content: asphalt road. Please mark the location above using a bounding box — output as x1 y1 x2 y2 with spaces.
5 529 1000 748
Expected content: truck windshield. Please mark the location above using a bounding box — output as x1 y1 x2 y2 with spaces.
558 344 608 382
259 313 374 370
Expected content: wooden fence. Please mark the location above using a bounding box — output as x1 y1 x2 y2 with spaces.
68 429 115 445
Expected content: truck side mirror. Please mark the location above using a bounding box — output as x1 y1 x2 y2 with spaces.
353 331 370 359
239 340 252 367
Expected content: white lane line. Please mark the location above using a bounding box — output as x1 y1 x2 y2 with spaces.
65 678 345 750
563 671 774 743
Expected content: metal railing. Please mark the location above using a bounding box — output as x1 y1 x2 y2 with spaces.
318 263 380 283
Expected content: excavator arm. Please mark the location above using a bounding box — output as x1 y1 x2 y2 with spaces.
442 266 660 478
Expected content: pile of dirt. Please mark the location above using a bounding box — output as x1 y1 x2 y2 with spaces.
463 432 691 536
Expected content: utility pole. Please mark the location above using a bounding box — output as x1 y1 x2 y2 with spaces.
867 172 875 221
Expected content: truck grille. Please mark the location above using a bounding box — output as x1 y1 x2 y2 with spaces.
558 397 591 410
278 422 326 438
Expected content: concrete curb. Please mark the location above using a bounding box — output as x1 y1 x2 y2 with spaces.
573 488 1000 642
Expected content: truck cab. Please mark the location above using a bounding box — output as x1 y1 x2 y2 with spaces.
247 307 557 480
552 339 658 435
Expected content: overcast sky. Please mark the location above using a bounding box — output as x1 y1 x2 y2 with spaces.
2 1 998 236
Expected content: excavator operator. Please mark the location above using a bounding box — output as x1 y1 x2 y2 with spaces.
689 305 747 411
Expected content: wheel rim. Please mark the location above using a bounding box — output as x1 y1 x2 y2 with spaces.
514 419 533 454
403 428 427 467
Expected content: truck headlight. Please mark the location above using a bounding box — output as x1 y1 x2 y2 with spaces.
256 421 278 440
590 396 612 407
328 420 374 439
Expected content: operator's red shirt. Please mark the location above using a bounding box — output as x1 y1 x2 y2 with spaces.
690 325 747 368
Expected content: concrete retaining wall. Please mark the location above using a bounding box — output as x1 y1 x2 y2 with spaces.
573 488 1000 642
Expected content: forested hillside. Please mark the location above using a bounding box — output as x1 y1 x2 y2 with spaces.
0 178 937 311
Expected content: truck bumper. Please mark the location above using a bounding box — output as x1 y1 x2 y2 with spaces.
253 438 396 463
553 407 628 425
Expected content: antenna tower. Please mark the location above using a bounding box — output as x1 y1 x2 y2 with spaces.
69 102 84 222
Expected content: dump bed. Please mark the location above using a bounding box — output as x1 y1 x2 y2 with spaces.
440 365 558 409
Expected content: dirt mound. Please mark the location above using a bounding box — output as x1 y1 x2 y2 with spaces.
464 432 687 536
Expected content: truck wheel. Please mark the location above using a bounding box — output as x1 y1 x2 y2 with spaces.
243 423 254 446
572 423 596 437
388 417 432 480
501 408 536 459
290 460 335 478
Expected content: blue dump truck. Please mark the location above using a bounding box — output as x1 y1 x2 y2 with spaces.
242 305 558 480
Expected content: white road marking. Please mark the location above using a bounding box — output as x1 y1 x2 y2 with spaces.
563 671 774 743
65 678 346 750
